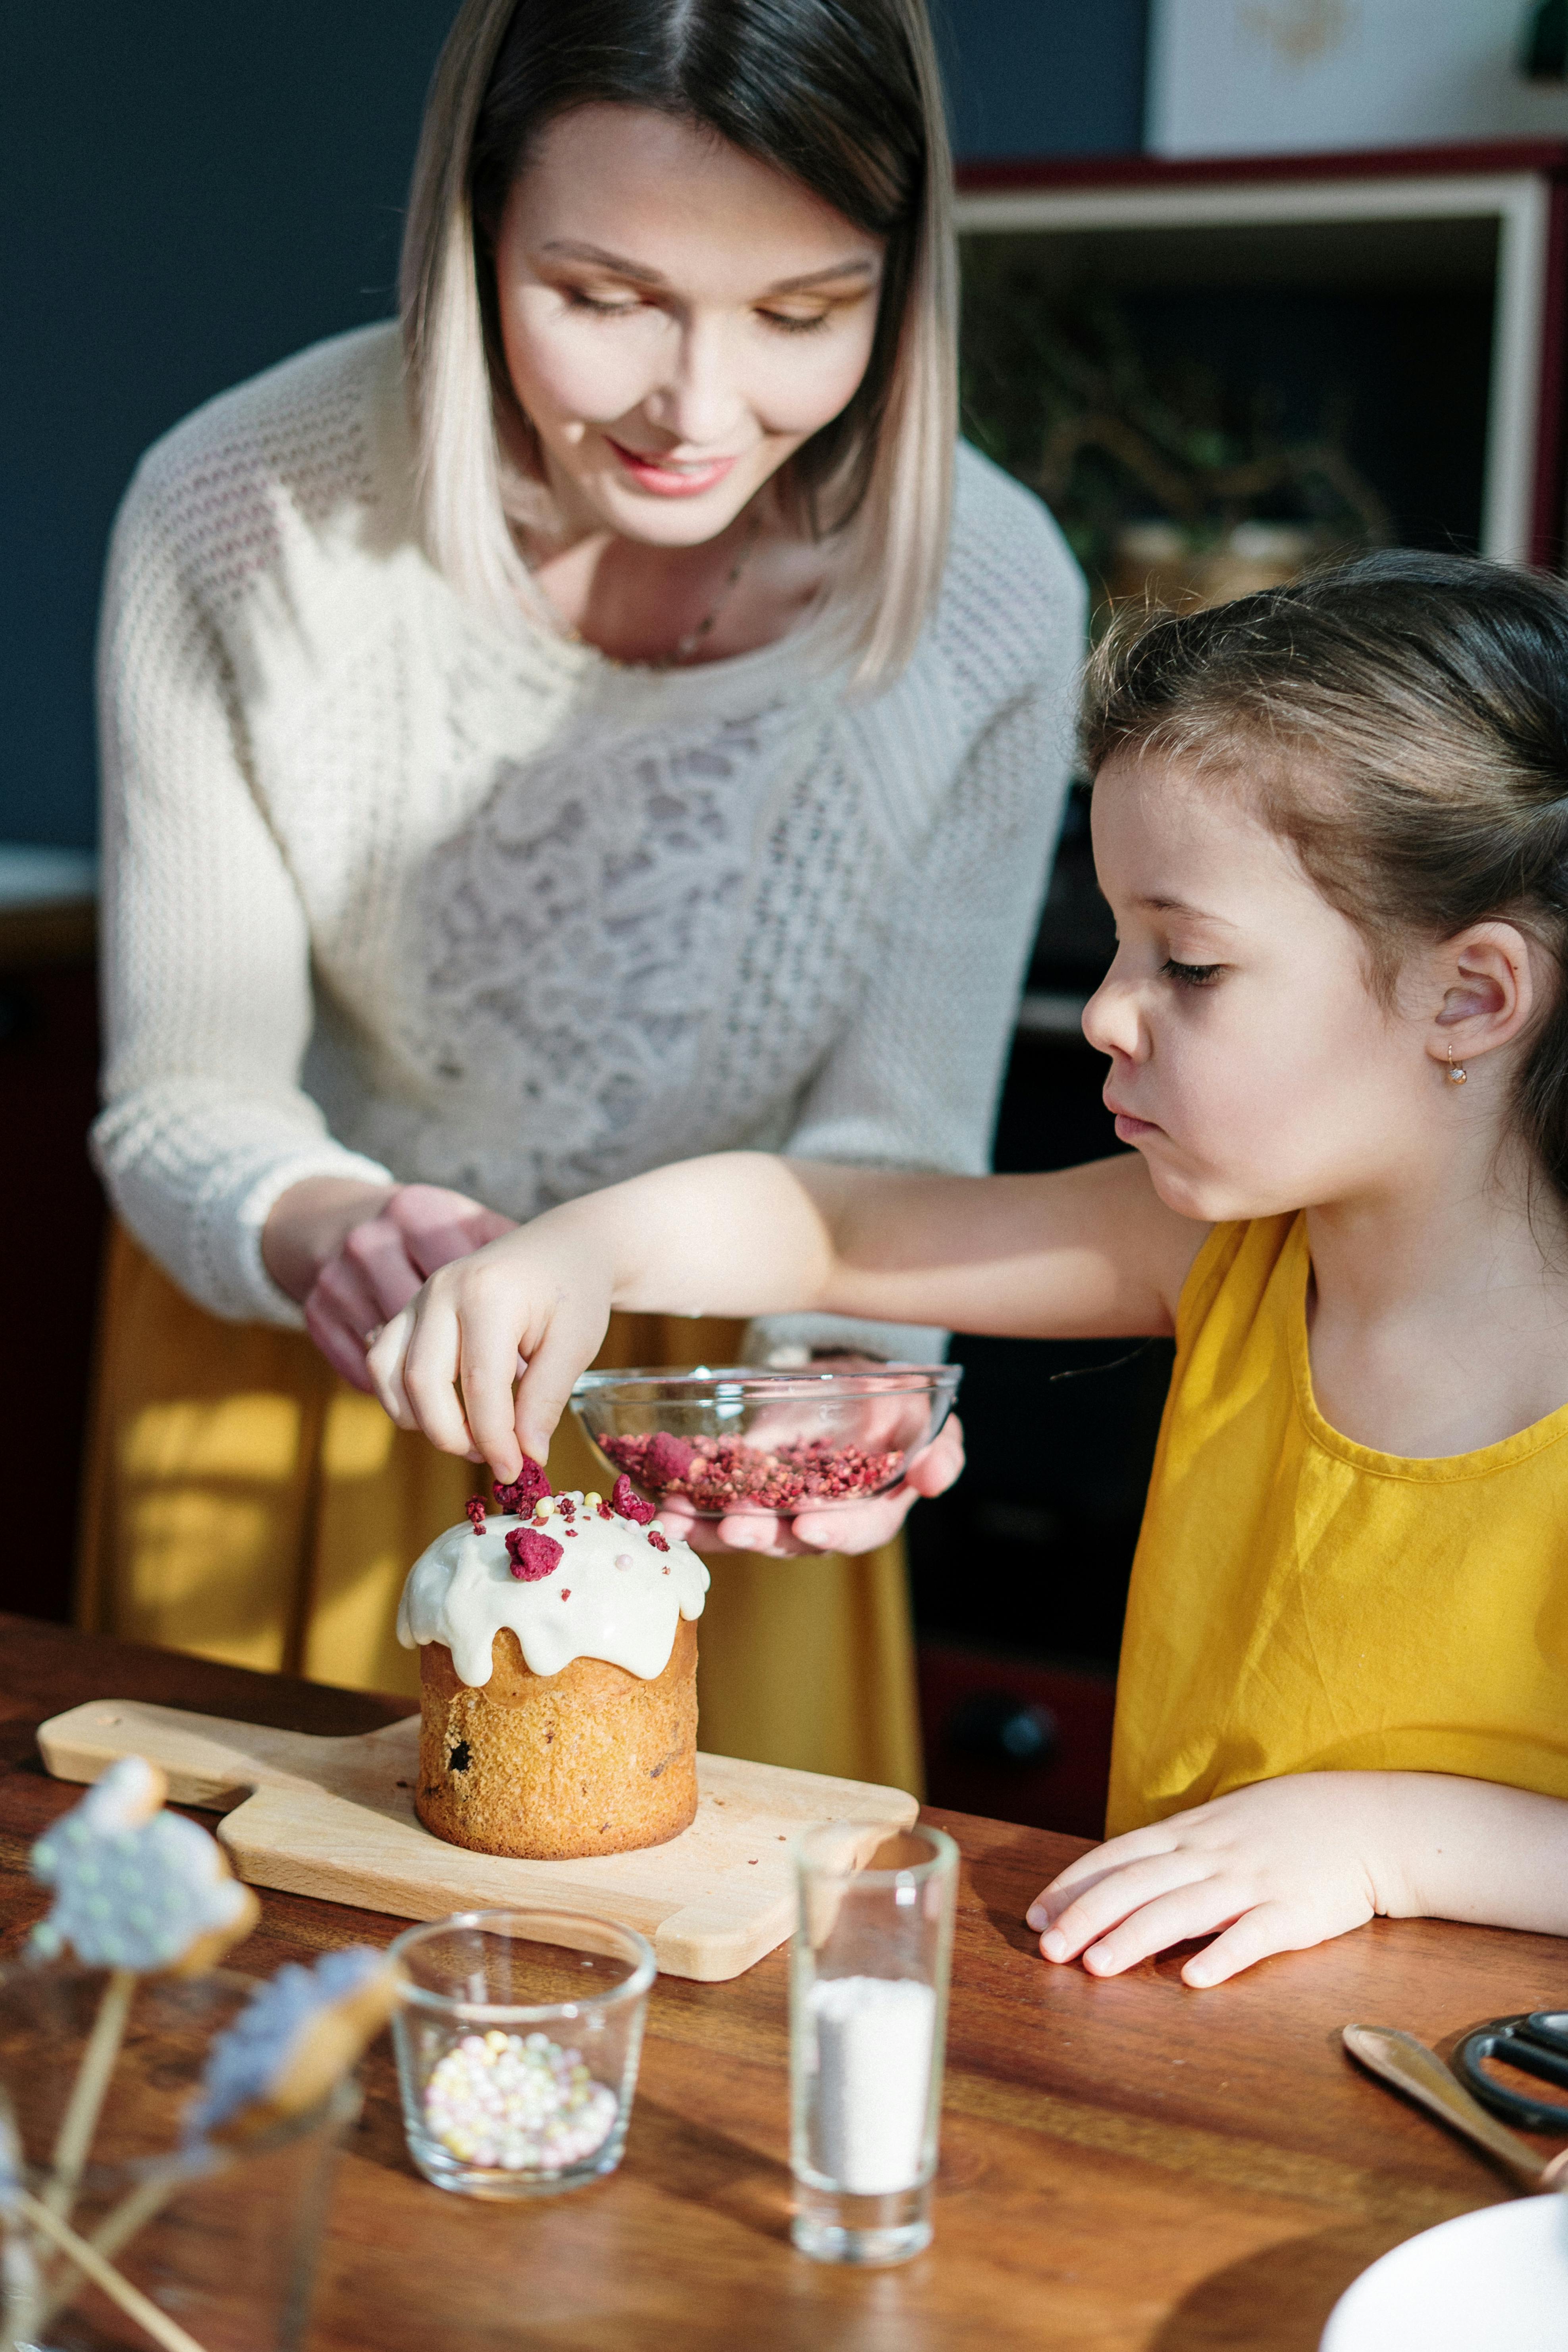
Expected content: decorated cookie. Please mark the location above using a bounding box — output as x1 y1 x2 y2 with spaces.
29 1757 259 1975
187 1946 401 2145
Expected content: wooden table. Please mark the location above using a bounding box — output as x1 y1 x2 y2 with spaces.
3 1616 1564 2351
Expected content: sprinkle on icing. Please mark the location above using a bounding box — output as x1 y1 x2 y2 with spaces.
29 1757 255 1974
396 1493 709 1686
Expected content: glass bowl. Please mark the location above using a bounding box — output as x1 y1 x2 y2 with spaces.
389 1910 654 2200
569 1362 962 1517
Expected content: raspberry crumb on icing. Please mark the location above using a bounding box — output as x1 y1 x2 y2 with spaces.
648 1530 669 1553
610 1475 655 1525
560 1589 570 1601
493 1460 551 1513
505 1526 563 1582
465 1497 487 1536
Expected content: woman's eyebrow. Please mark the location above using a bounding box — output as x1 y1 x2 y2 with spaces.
539 239 666 283
538 240 878 295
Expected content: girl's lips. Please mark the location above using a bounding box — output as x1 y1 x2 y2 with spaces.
605 438 740 497
1111 1109 1162 1142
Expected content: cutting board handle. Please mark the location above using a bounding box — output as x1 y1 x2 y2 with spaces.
37 1699 334 1810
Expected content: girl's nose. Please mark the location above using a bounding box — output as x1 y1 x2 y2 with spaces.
1081 959 1144 1061
644 317 745 449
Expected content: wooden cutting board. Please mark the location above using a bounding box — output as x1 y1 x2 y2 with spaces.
36 1700 919 1982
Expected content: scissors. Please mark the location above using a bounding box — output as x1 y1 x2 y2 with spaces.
1453 2011 1568 2134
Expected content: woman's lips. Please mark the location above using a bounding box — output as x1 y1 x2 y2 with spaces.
605 437 740 497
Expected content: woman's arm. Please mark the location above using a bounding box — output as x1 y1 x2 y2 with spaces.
368 1146 1202 1475
93 449 398 1324
1028 1772 1568 1988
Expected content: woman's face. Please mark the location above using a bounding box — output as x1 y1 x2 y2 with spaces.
492 104 886 547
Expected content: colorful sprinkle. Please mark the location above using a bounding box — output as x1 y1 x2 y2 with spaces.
424 2030 617 2173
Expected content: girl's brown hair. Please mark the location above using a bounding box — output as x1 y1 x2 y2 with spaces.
1084 551 1568 1198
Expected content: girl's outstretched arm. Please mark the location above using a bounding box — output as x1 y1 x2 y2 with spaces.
367 1147 1200 1477
1028 1773 1568 1988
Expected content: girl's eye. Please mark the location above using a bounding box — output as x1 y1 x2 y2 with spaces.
758 309 830 335
1161 957 1223 988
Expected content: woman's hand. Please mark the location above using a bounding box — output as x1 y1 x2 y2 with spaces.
655 1412 965 1558
1026 1774 1395 1989
264 1177 515 1391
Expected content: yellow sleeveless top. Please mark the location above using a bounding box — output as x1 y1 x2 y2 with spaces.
1107 1213 1568 1836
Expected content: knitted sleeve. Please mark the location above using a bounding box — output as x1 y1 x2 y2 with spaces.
91 452 393 1326
748 476 1088 1367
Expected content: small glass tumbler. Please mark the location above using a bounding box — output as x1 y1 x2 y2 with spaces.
790 1822 958 2267
0 1959 357 2352
389 1909 654 2199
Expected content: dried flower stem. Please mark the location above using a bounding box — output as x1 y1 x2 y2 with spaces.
44 1967 137 2221
17 2185 212 2352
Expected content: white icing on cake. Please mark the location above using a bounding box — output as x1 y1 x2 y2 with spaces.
395 1493 709 1686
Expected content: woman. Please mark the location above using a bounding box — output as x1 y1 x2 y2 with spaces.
81 0 1085 1784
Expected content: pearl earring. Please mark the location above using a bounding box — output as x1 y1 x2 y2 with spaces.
1446 1045 1468 1086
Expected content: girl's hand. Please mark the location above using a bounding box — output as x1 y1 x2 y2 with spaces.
1026 1774 1396 1989
366 1218 615 1477
656 1414 965 1558
268 1180 516 1391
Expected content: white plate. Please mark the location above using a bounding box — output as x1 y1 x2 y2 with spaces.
1321 2195 1568 2351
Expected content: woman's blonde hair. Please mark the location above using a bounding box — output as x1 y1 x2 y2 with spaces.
399 0 955 692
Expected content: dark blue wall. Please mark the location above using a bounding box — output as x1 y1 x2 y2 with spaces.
2 2 1148 848
934 0 1148 162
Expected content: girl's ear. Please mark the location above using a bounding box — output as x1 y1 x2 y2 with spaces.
1426 920 1538 1072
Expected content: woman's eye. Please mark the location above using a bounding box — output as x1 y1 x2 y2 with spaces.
1161 957 1223 988
758 309 830 335
564 289 643 318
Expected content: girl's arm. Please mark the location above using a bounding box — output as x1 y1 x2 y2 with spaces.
749 564 1084 1373
368 1146 1203 1476
1029 1772 1568 1988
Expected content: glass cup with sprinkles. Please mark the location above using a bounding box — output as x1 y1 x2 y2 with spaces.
387 1910 654 2199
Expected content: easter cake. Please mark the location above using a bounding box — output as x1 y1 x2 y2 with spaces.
396 1470 709 1860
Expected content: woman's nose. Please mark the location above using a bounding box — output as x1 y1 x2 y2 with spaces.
644 317 745 449
1081 961 1144 1061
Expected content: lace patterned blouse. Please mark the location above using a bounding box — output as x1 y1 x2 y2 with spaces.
94 324 1086 1356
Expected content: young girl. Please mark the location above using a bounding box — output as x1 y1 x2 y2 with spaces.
370 550 1568 1986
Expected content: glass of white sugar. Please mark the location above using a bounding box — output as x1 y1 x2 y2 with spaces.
789 1820 958 2266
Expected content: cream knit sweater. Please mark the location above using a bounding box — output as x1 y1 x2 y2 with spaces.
94 324 1086 1355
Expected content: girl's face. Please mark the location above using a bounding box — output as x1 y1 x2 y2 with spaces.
492 104 885 547
1083 752 1450 1223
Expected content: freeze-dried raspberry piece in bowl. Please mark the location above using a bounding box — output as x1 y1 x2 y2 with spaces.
569 1364 961 1518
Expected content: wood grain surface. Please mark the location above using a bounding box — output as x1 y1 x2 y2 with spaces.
36 1697 918 1980
3 1613 1566 2351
